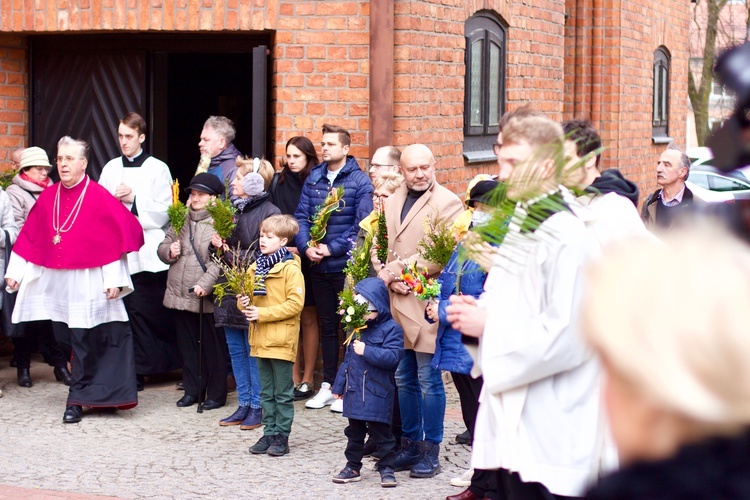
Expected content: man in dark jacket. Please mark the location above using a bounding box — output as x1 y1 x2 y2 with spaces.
199 115 241 200
294 124 374 409
641 144 697 230
562 119 649 246
331 277 404 487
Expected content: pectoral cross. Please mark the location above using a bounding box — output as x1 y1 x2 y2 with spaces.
53 233 61 245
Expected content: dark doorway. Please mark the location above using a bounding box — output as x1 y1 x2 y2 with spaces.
161 52 254 191
30 34 270 189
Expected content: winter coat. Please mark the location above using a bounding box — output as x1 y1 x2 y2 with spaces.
157 208 220 313
214 193 281 329
269 168 304 217
379 181 463 353
207 143 241 200
249 252 305 363
429 242 486 375
586 431 750 499
585 169 639 206
0 189 19 273
6 174 51 231
641 185 699 230
294 156 373 274
332 278 404 424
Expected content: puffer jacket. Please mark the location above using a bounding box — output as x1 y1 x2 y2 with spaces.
157 208 221 313
332 278 404 424
294 156 373 273
214 193 281 329
429 242 487 375
249 252 305 362
207 142 241 200
6 174 52 230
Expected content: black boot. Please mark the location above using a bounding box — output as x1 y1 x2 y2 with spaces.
409 441 441 478
17 367 32 388
393 437 422 471
54 366 73 386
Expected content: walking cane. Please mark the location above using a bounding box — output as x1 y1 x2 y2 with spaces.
189 286 204 414
197 293 204 414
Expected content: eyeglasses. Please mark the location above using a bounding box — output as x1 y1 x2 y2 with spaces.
56 156 83 164
492 142 502 156
372 193 390 201
370 163 397 170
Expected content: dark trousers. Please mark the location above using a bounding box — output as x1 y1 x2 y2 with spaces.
488 469 580 500
345 418 397 471
452 371 483 439
123 271 180 376
310 271 346 384
12 320 68 369
173 309 228 404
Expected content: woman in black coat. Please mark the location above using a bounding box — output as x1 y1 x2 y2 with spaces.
213 169 280 429
269 136 319 401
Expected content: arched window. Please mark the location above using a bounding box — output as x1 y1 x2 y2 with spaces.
463 12 506 161
653 47 670 140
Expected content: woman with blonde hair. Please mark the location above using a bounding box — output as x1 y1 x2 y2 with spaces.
583 225 750 499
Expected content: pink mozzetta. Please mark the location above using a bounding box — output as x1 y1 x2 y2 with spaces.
13 176 145 269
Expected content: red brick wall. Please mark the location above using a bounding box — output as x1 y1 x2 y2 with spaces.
564 0 690 204
0 0 691 199
272 1 371 166
0 35 27 172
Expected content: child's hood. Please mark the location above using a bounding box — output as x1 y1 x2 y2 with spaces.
354 277 391 322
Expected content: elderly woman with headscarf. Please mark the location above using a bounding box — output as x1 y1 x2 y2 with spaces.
5 146 71 388
582 225 750 499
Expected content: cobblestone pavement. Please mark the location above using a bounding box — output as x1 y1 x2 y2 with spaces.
0 358 470 499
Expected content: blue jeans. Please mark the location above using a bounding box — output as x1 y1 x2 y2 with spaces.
395 349 445 444
224 327 261 408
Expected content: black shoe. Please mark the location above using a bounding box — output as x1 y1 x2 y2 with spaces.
379 467 397 488
10 355 17 368
17 368 32 388
454 429 471 445
267 433 289 456
175 381 184 390
393 437 422 471
54 366 73 386
136 375 145 392
410 441 441 478
249 434 274 454
293 382 313 401
362 435 379 457
176 394 197 407
219 405 250 426
202 399 224 411
63 405 83 424
332 465 361 483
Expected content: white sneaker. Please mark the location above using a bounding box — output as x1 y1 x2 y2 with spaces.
450 468 473 487
330 398 343 413
305 382 336 409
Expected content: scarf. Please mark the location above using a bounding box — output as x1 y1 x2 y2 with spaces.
20 171 50 190
254 247 289 296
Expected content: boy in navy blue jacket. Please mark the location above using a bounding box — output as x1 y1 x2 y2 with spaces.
331 278 404 488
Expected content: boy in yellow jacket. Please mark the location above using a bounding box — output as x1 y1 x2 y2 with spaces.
240 215 305 457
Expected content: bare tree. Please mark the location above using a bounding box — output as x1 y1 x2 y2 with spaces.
687 0 747 146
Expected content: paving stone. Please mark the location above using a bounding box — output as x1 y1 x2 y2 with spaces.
0 358 471 499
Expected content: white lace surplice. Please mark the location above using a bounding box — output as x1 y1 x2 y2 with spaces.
6 252 134 329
